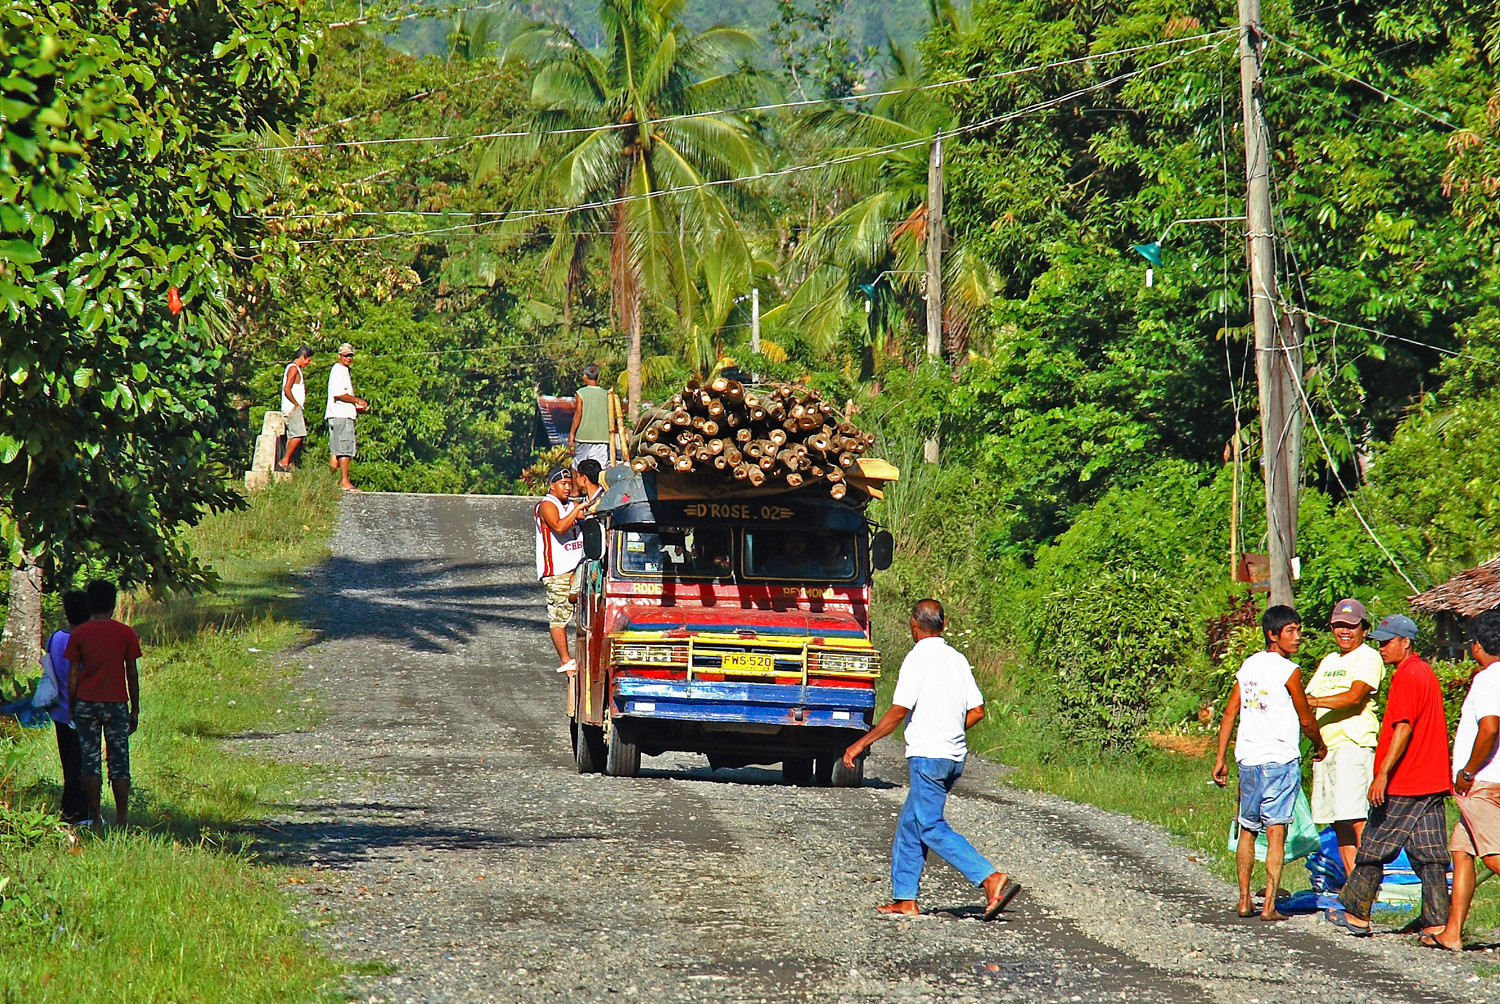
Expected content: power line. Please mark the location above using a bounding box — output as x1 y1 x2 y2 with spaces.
1295 308 1500 367
231 30 1235 154
267 44 1221 247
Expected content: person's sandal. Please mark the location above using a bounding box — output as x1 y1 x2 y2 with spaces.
1323 908 1372 937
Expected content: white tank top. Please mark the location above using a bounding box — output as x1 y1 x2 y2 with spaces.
1234 650 1301 766
535 495 583 579
281 363 306 413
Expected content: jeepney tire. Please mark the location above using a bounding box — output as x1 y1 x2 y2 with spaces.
829 757 864 788
575 721 606 774
605 719 640 777
813 757 836 787
782 757 815 786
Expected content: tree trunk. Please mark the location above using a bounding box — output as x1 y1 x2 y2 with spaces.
0 551 42 682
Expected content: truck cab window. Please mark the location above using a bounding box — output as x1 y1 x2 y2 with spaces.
618 528 734 579
745 530 857 581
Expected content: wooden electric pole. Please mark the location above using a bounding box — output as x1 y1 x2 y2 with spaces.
924 134 944 464
1238 0 1303 607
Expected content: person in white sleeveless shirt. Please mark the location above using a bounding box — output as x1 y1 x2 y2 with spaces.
1213 605 1326 921
535 467 586 672
278 346 312 471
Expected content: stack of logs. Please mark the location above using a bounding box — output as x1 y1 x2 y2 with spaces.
628 378 876 500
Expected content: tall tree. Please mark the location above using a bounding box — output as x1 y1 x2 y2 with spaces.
0 0 311 662
477 0 770 416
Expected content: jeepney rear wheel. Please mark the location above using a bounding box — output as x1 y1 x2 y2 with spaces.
605 718 640 777
782 757 814 787
813 757 835 786
829 757 864 788
574 719 605 774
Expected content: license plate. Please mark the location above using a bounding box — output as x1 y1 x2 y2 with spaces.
720 652 776 673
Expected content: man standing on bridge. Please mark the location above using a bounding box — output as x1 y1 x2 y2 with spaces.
325 341 369 492
568 364 610 470
535 467 586 674
842 599 1019 920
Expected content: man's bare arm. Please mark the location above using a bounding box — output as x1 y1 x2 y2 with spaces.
965 704 985 730
1369 721 1413 807
569 401 582 446
1213 683 1240 787
1456 716 1500 795
126 658 140 730
1308 681 1374 710
539 498 584 533
282 367 299 402
1286 669 1328 759
844 704 910 767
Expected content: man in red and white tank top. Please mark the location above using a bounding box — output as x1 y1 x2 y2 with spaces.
535 467 586 671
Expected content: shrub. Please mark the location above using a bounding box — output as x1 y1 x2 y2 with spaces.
1032 565 1196 745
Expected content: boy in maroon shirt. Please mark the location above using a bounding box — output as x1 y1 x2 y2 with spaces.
1328 614 1450 937
63 580 141 829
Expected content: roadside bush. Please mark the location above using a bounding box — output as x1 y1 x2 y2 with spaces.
1032 565 1196 746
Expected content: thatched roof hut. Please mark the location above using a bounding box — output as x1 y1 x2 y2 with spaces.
1410 557 1500 659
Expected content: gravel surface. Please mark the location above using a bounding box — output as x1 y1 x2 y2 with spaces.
245 493 1500 1003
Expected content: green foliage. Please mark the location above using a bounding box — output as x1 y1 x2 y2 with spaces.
0 0 312 588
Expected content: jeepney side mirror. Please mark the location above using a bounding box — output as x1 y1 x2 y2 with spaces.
582 518 605 561
871 530 894 571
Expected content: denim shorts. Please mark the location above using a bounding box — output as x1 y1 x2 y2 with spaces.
1238 759 1301 832
72 699 131 782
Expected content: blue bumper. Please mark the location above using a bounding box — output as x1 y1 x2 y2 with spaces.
612 677 875 728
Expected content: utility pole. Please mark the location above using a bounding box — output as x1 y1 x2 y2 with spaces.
751 287 760 355
1238 0 1303 607
924 134 944 464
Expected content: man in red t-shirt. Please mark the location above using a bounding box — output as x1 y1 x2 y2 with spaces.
1329 614 1450 937
63 580 142 829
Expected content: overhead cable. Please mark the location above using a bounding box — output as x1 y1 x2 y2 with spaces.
229 30 1235 154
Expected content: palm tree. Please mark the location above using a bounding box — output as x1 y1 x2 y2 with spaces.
477 0 769 417
767 36 995 365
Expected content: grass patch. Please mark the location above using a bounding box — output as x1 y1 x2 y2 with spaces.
871 581 1500 937
1 473 346 1002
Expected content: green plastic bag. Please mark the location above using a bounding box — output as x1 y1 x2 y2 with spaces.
1227 786 1321 862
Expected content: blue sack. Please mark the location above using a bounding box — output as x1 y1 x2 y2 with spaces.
0 696 52 729
1306 827 1347 892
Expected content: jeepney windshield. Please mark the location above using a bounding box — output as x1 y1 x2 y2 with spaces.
744 529 858 581
617 527 734 579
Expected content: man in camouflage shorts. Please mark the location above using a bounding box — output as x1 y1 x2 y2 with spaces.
64 580 142 828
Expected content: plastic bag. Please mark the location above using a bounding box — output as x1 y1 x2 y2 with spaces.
31 653 60 711
1227 787 1321 862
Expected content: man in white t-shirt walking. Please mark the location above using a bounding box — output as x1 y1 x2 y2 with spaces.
325 342 369 492
1306 597 1385 878
278 346 312 471
1214 604 1326 921
1428 609 1500 951
843 599 1018 920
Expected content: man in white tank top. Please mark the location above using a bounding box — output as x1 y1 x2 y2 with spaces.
278 346 312 471
1213 605 1326 921
535 468 586 672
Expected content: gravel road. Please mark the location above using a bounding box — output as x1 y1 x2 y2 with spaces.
248 493 1500 1004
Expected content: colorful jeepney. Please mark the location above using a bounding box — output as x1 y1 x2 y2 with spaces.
568 475 892 785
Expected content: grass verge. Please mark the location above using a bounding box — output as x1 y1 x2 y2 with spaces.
1 473 345 1003
871 582 1500 937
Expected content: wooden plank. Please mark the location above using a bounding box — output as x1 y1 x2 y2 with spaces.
855 457 899 482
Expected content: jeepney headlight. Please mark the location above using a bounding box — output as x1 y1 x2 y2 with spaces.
615 642 683 665
811 650 880 675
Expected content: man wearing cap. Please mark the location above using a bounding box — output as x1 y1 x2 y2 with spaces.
1327 613 1451 938
1306 598 1386 878
325 342 369 492
569 364 610 469
1427 609 1500 950
535 468 586 673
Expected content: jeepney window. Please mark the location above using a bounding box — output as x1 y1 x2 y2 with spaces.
617 527 734 579
744 529 858 581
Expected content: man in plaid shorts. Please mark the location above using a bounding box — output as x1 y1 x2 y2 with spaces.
1327 614 1450 937
63 580 142 829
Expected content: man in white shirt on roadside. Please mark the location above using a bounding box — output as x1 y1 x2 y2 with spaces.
1428 609 1500 951
324 341 368 492
843 599 1018 921
279 346 312 471
1213 604 1327 921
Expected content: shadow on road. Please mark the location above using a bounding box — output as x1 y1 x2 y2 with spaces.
241 801 609 869
305 556 543 654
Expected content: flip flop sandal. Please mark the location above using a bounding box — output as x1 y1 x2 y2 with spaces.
983 879 1021 921
1419 933 1460 951
1323 908 1372 937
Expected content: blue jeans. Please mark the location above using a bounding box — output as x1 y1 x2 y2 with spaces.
892 756 996 900
1237 759 1301 832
